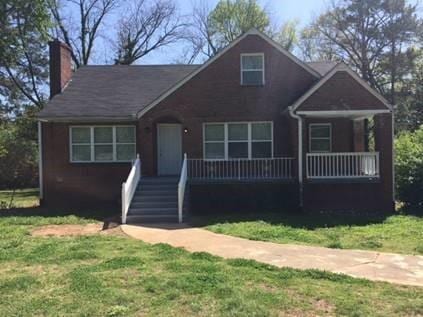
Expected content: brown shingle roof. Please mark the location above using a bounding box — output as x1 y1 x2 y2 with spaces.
39 65 200 120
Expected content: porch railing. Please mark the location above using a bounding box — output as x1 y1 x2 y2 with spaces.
178 154 188 223
187 157 295 180
121 154 141 224
306 152 379 179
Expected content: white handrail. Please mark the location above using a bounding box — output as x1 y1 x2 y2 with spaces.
306 152 379 179
178 153 188 223
121 154 141 224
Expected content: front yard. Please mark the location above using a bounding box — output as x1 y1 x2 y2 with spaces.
203 212 423 255
0 189 422 316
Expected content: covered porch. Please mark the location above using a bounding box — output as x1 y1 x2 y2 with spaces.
299 110 389 182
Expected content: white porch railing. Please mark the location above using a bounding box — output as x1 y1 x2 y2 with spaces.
187 157 295 180
178 154 188 223
306 152 379 179
121 154 141 224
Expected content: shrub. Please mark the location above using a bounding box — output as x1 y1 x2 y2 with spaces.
395 126 423 210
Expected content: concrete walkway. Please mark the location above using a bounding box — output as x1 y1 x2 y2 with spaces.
121 224 423 287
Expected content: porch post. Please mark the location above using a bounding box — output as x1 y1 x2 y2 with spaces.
374 113 395 211
353 119 366 152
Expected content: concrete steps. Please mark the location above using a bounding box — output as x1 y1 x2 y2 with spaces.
126 177 179 223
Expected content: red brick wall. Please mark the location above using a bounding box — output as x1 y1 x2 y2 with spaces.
49 40 73 98
139 34 317 176
298 71 388 111
41 122 134 207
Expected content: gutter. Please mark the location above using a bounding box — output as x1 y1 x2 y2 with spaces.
288 106 303 208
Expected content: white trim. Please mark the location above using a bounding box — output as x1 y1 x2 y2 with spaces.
69 125 136 163
309 123 332 153
291 63 392 112
38 121 43 200
157 123 183 175
297 110 391 117
240 53 265 86
203 121 273 160
39 116 137 122
391 112 395 205
137 28 321 118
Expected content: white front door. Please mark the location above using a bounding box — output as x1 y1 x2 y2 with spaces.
157 124 182 175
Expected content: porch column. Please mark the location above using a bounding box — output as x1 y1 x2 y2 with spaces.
374 113 395 211
353 119 366 152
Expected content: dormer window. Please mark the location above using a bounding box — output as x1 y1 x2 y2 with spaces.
241 53 264 86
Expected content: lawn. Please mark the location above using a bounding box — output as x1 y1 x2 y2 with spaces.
203 212 423 255
0 190 422 316
0 188 39 208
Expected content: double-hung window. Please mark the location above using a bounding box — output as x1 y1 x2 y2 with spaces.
204 124 225 160
204 122 273 160
70 126 136 162
309 123 331 152
241 53 264 86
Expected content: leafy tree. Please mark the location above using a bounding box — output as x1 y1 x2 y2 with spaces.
395 49 423 131
0 121 38 190
300 0 421 101
275 20 299 52
395 126 423 210
0 0 50 110
209 0 270 44
184 0 271 61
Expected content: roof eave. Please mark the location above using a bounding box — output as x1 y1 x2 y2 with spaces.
38 115 138 123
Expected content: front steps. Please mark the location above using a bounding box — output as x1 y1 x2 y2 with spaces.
126 177 179 223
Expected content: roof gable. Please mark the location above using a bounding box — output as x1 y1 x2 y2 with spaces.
137 29 322 118
291 63 392 113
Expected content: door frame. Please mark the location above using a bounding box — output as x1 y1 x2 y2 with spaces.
157 123 182 176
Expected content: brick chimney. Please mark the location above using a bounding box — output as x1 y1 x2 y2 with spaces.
49 39 73 99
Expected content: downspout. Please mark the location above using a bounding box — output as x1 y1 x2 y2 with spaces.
38 121 43 202
288 106 303 208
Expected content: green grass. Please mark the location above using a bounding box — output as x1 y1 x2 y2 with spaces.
203 212 423 255
0 188 39 208
0 190 422 315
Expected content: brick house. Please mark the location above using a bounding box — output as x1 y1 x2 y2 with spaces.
38 29 394 223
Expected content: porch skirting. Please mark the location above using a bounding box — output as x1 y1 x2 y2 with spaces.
189 182 300 214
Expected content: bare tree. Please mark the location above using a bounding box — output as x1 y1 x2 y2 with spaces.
114 0 185 65
48 0 119 68
185 0 219 61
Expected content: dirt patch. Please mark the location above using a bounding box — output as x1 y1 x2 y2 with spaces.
31 223 128 238
313 299 335 315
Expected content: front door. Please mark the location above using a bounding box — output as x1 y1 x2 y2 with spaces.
157 124 182 175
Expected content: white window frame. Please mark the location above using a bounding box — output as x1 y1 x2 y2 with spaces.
203 121 273 160
309 123 332 153
69 125 136 163
240 53 265 86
